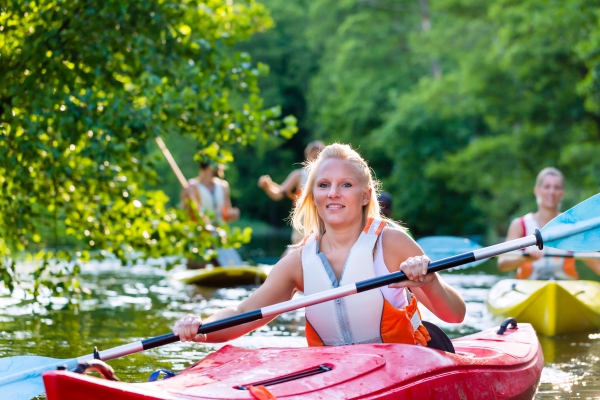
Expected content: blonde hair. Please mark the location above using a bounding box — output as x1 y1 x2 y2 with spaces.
535 167 564 188
291 143 402 238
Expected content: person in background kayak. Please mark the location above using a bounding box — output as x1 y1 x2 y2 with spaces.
181 155 240 226
175 143 465 346
497 167 600 279
180 155 242 269
258 140 325 246
378 191 393 218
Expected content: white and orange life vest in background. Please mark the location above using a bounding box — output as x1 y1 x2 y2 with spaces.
191 180 226 224
517 213 577 280
302 218 430 347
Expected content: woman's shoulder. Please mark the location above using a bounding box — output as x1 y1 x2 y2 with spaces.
381 225 411 240
506 214 529 239
381 226 420 253
269 247 304 287
379 226 422 269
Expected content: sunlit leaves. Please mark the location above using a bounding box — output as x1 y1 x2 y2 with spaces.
0 0 296 299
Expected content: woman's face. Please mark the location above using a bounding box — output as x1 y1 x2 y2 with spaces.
534 174 564 210
313 158 370 228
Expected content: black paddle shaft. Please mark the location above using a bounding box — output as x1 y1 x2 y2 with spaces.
141 253 477 351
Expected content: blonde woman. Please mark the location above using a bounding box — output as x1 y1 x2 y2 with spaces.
498 167 600 279
175 143 465 347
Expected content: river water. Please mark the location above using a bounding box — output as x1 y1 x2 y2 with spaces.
1 235 599 399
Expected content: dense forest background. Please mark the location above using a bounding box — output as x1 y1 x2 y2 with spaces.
155 0 600 241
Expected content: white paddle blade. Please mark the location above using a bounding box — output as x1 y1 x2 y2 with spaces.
0 355 78 400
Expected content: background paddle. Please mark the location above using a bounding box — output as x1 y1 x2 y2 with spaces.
3 192 600 400
155 136 243 267
417 236 600 267
416 236 488 268
155 136 189 189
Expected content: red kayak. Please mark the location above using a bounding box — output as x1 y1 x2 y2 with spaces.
43 323 543 399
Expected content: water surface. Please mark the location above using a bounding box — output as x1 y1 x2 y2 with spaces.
1 247 599 399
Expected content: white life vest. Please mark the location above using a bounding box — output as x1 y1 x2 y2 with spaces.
302 219 429 346
518 213 577 280
191 180 225 223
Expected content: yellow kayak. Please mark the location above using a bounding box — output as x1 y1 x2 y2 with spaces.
174 265 271 287
487 279 600 336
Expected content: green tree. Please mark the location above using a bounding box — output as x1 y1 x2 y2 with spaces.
358 0 600 238
229 0 318 227
0 0 296 297
306 1 423 177
416 0 600 236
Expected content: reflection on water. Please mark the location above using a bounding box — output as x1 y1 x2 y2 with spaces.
1 255 599 399
537 333 600 398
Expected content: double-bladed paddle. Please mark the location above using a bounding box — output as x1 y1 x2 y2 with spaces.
3 193 600 400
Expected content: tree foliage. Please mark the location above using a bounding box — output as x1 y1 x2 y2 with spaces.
245 0 600 239
413 0 600 235
0 0 296 296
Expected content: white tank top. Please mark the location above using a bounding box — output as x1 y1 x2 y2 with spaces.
374 230 409 309
191 180 225 223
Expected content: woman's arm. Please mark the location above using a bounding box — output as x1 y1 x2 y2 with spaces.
258 169 302 201
582 258 600 275
497 218 543 272
383 229 466 323
219 179 240 222
174 249 303 343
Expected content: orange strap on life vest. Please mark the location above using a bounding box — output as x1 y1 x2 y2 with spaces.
305 296 430 347
516 217 578 279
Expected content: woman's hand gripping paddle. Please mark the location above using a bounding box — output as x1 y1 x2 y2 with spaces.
3 193 600 400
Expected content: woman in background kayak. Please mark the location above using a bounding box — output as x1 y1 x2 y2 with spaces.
175 143 465 346
497 167 600 279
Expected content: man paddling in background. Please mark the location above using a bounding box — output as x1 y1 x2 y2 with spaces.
258 140 325 250
180 154 241 268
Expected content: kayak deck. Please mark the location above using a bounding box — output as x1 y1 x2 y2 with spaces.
43 323 543 399
487 279 600 336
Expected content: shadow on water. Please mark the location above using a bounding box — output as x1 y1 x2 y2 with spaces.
0 234 599 399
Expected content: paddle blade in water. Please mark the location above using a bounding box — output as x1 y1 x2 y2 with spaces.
416 236 486 268
542 193 600 252
0 355 78 400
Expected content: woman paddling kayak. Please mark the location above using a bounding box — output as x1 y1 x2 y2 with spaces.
497 167 600 279
174 143 465 346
